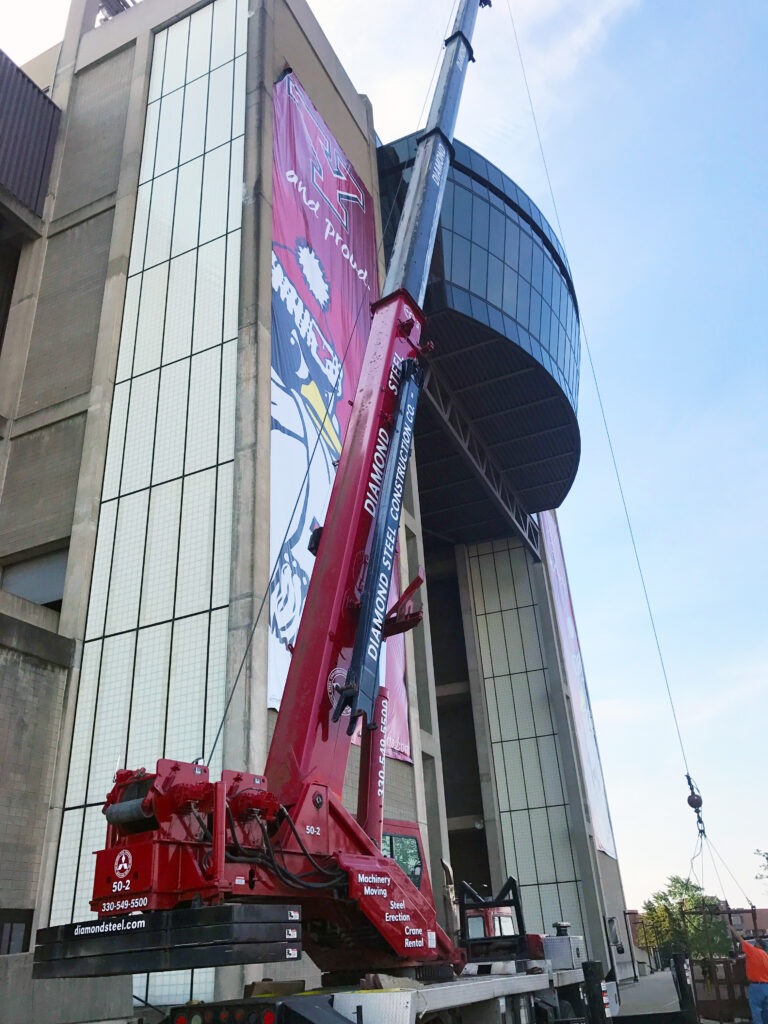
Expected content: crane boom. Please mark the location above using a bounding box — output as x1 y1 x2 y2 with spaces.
266 0 486 806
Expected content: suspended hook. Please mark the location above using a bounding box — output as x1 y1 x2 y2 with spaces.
686 774 706 837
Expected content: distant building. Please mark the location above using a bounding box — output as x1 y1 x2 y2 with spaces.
0 1 634 1020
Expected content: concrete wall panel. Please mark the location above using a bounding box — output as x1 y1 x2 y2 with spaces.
274 0 373 186
18 210 114 416
0 414 86 557
54 45 135 220
0 638 68 908
0 953 131 1024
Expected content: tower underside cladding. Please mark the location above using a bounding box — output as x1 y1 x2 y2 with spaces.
379 137 635 977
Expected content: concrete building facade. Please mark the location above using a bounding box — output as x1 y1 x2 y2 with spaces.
0 0 633 1019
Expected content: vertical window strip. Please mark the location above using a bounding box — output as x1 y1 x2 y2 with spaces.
468 538 586 940
162 9 217 763
52 0 243 946
125 20 208 765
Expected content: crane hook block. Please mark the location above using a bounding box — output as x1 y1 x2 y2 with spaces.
687 793 703 810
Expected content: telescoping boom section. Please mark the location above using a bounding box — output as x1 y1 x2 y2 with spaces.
34 0 492 981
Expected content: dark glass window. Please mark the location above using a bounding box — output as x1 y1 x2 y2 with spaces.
504 219 519 268
489 207 505 257
494 913 516 937
541 304 551 351
470 293 489 325
529 289 542 339
517 277 530 330
442 229 453 278
453 286 472 317
559 283 568 324
382 833 423 890
488 305 505 334
454 140 470 164
452 234 471 290
453 167 472 191
487 163 504 192
392 138 412 163
531 245 544 293
552 276 562 321
542 256 553 306
441 180 455 228
503 265 518 319
487 255 503 309
0 910 33 955
470 242 487 296
506 180 521 209
471 198 489 248
2 548 68 610
503 314 518 342
489 190 504 211
469 148 489 179
519 231 533 282
453 186 472 239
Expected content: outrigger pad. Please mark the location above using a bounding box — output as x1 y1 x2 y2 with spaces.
33 903 301 978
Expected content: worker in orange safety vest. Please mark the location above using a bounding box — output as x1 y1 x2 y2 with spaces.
730 925 768 1024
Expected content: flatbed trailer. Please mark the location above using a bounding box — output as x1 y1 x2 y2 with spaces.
332 968 585 1023
161 965 589 1024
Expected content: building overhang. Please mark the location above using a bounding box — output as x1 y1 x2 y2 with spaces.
0 49 60 240
379 134 582 554
415 303 580 550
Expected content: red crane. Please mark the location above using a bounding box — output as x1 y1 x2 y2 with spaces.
38 0 511 983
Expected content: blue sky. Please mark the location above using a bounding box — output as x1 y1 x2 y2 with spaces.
4 0 767 911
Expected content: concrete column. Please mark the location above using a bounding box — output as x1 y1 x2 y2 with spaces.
530 557 610 971
35 24 152 949
0 0 99 504
217 0 275 1001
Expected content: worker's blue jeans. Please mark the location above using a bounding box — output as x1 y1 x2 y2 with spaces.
749 982 768 1024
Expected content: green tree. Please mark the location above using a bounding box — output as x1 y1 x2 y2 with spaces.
756 850 768 881
638 876 730 960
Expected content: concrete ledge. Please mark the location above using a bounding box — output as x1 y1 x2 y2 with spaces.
0 608 74 666
77 0 209 71
48 191 117 238
0 588 60 632
0 183 45 239
0 952 132 1024
9 392 91 439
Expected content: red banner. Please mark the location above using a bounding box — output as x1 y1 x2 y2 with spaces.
269 73 411 761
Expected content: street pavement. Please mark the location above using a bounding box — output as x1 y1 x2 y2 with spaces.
618 970 681 1015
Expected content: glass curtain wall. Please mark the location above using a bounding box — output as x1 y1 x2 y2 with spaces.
379 136 580 411
467 536 588 937
50 0 246 1003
